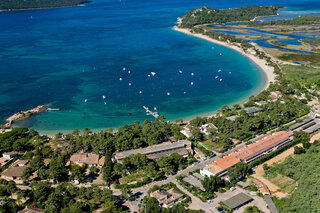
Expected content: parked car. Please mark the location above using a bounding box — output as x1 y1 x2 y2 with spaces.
230 186 236 191
209 154 216 159
192 161 200 166
215 206 222 211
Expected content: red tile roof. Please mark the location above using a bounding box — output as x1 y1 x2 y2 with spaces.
207 155 240 175
229 131 293 162
203 131 293 176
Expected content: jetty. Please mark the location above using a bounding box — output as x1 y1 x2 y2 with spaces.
143 106 159 118
4 105 46 127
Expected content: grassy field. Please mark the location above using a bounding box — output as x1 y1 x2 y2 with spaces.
281 64 320 83
301 39 320 46
278 53 320 66
266 144 320 212
264 172 296 194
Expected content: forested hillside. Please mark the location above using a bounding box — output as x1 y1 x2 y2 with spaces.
180 5 282 27
0 0 91 10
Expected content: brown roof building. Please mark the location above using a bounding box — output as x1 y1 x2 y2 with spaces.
114 140 192 163
201 131 293 177
69 153 105 167
18 206 44 213
151 188 184 208
1 159 30 183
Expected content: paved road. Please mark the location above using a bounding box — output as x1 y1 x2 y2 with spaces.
116 113 315 212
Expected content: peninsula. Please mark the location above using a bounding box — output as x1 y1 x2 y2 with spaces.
0 0 91 11
4 105 46 128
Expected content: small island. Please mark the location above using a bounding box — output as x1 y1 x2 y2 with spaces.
0 0 91 11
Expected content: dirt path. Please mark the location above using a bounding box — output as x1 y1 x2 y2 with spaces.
252 145 301 198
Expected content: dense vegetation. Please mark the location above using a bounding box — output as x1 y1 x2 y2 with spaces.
266 141 320 212
281 64 320 84
0 0 91 10
180 6 282 28
0 180 127 212
248 16 320 26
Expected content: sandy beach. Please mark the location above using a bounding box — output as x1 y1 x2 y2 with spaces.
173 26 276 91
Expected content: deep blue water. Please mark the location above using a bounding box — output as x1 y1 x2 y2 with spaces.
0 0 320 133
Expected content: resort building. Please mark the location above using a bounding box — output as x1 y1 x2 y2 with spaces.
200 123 217 135
18 206 44 213
1 159 30 184
244 106 262 114
200 155 240 177
180 129 192 138
151 188 184 208
200 131 293 177
2 152 19 159
182 173 205 191
269 91 282 100
289 117 314 131
69 153 105 167
0 157 12 169
255 101 267 107
229 131 293 164
113 140 192 163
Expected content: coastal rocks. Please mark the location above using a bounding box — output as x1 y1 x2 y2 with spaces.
4 105 46 127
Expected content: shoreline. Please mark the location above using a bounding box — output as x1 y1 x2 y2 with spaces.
172 26 276 92
172 26 276 121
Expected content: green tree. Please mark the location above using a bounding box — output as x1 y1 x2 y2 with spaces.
143 197 161 213
102 151 113 186
228 162 248 183
31 182 53 208
71 165 86 183
202 175 223 192
48 156 68 183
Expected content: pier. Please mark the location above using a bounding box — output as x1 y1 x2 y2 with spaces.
143 106 159 118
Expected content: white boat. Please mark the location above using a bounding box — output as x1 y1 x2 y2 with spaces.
104 102 107 105
139 91 142 94
123 67 126 71
218 69 221 72
229 72 231 74
219 53 223 56
167 92 170 96
179 70 183 74
191 82 194 86
102 95 106 100
129 83 132 86
148 74 151 78
215 76 219 79
47 108 60 111
191 73 194 76
184 92 187 94
128 71 131 74
154 107 157 111
84 99 88 103
220 79 223 82
151 72 156 76
119 78 123 81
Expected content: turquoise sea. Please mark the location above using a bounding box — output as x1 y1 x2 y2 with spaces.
0 0 319 134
